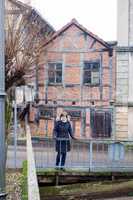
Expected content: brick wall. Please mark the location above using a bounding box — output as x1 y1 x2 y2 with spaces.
30 23 116 138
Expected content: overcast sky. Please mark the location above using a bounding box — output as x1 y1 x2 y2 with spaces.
31 0 117 41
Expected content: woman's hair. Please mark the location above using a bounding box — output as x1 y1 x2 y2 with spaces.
60 112 68 119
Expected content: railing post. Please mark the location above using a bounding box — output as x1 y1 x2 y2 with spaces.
13 100 17 169
89 141 93 172
0 0 6 198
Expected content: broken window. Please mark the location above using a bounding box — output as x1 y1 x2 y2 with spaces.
48 63 62 84
83 61 100 85
90 109 112 138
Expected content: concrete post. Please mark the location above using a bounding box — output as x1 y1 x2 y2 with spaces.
0 0 6 198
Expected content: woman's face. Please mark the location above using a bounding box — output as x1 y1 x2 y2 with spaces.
61 115 67 122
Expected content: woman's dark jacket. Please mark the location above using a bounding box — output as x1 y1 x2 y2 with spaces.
53 120 74 153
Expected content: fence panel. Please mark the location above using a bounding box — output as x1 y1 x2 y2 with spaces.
32 138 133 172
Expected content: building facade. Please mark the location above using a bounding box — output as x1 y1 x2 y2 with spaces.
8 0 133 141
29 19 116 139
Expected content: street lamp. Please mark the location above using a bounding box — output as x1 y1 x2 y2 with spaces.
0 0 6 199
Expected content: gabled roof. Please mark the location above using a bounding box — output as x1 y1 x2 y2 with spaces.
43 18 112 49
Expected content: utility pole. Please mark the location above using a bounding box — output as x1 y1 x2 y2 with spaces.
0 0 6 199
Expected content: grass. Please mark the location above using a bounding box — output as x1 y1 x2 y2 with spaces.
20 160 28 200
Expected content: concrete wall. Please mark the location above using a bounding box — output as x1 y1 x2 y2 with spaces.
116 52 129 104
128 52 133 103
115 106 128 139
116 0 133 140
129 0 133 45
117 0 129 46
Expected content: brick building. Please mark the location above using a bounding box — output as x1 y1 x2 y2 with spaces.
29 19 117 139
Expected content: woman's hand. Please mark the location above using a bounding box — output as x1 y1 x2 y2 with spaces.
72 137 77 140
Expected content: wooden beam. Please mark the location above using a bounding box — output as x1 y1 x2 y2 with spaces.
81 109 86 137
46 48 109 53
44 62 49 103
35 104 113 110
41 98 111 103
89 39 96 49
62 53 66 100
80 53 84 104
99 52 103 101
109 55 113 100
62 54 65 87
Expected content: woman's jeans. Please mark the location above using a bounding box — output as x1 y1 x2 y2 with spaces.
56 151 67 167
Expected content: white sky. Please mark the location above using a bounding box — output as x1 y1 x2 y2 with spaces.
31 0 117 41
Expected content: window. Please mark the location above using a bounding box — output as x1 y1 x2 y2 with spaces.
65 110 81 120
83 61 100 85
90 109 112 138
48 63 62 84
39 106 54 119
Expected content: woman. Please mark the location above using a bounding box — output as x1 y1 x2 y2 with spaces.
53 112 75 170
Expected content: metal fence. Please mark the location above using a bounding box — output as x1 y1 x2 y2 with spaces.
32 137 133 172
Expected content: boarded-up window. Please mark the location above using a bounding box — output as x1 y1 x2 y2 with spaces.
39 106 54 119
65 110 81 120
48 63 62 84
83 61 100 85
90 109 112 138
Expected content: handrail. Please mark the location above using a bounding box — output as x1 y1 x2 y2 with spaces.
26 124 40 200
33 136 133 171
32 136 133 144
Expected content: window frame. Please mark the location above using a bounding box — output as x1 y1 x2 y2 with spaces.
48 62 63 85
39 106 55 119
83 60 100 86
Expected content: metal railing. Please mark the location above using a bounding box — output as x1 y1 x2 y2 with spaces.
32 137 133 172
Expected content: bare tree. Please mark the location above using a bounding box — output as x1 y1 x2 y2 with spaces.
5 1 54 93
5 0 54 141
